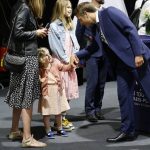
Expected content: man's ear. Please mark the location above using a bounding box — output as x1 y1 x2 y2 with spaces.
83 11 88 18
83 11 87 15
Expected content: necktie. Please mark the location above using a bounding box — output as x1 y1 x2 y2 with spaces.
96 23 100 34
96 23 107 44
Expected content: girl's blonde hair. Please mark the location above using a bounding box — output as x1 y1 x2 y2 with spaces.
51 0 74 30
38 47 49 68
27 0 45 18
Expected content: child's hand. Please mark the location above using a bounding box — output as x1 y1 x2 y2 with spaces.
70 54 79 68
67 63 75 71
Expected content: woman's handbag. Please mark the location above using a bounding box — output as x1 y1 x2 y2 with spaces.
3 52 25 73
3 7 25 73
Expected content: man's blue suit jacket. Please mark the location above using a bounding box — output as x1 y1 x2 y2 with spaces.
76 21 103 58
76 7 150 68
77 7 150 100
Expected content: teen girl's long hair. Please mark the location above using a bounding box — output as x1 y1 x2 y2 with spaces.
51 0 74 30
27 0 45 19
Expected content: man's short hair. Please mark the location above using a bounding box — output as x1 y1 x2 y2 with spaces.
74 2 97 16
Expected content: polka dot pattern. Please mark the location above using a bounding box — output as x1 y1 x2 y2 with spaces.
5 56 41 109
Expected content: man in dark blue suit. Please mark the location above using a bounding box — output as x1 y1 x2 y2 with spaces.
76 0 107 122
72 2 150 142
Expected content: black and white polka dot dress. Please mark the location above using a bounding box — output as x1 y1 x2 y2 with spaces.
5 56 41 109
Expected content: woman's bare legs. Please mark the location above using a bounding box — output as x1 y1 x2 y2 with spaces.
21 108 32 140
11 108 22 132
21 108 47 147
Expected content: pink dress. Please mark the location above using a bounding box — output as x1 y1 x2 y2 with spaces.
38 60 70 115
61 31 79 100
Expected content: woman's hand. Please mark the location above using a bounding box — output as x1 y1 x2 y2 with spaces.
36 28 48 38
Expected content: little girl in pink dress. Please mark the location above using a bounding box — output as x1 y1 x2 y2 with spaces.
38 47 72 139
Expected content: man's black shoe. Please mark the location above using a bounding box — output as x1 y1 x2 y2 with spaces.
95 111 105 120
106 132 136 143
86 114 98 122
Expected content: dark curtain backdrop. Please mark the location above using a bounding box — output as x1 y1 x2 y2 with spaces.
0 0 17 46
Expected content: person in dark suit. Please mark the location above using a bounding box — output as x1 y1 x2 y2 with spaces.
71 2 150 142
76 0 107 122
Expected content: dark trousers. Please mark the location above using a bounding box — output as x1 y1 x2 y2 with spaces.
106 48 150 134
106 48 136 133
85 56 107 115
116 61 136 134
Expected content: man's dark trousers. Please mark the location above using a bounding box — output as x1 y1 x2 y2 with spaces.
85 56 107 116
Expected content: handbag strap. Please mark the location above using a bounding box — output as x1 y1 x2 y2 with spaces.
7 7 22 50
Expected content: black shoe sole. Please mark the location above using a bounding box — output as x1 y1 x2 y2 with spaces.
106 137 136 143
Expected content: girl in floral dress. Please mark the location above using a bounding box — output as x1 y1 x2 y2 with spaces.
48 0 80 131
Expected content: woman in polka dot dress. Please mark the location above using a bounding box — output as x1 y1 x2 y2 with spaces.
5 0 47 148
